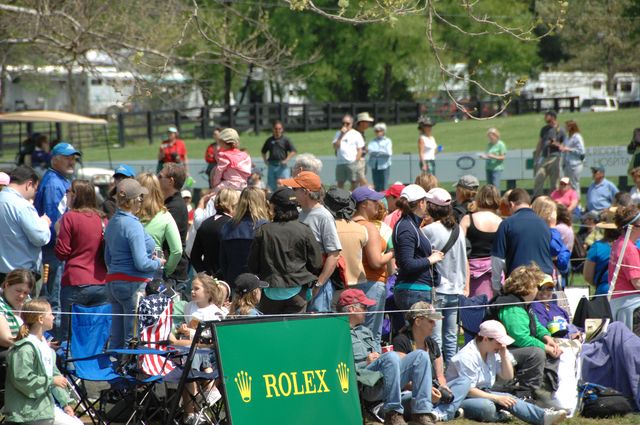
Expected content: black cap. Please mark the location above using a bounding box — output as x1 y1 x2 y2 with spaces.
269 186 298 209
324 187 355 220
235 273 269 294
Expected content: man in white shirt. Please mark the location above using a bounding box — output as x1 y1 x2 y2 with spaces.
333 112 373 189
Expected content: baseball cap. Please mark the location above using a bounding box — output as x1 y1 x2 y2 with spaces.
51 142 81 157
478 320 515 346
352 186 384 203
418 116 435 127
234 273 269 295
538 274 554 288
269 186 298 209
385 183 405 198
544 110 557 118
425 188 452 206
117 179 148 201
167 126 178 133
559 177 571 186
591 165 605 173
454 175 479 190
405 301 443 322
113 164 136 178
181 190 192 199
400 184 428 202
280 171 322 192
0 171 9 185
337 289 376 307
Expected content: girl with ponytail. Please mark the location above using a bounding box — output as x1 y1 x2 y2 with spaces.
6 299 81 425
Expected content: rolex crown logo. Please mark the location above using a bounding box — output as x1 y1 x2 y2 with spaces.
235 370 252 403
336 362 350 393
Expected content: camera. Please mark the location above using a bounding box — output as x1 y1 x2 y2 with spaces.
433 380 454 404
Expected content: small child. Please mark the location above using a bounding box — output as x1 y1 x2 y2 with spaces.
171 273 227 422
210 128 251 194
229 273 268 318
5 299 82 425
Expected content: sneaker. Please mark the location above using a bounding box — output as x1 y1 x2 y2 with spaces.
454 408 464 419
384 410 408 425
496 409 513 422
543 409 568 425
205 387 222 406
409 413 435 425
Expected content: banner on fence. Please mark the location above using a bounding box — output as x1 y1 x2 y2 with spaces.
214 316 362 425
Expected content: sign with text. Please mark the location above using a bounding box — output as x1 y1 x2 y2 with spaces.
214 316 362 425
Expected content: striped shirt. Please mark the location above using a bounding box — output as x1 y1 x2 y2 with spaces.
0 295 22 338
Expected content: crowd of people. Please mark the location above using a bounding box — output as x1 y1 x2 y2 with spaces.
1 112 639 425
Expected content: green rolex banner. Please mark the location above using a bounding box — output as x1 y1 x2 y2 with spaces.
214 315 362 425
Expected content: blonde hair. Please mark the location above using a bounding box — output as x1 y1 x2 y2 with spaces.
415 173 439 192
532 196 557 226
193 273 227 307
230 289 261 317
232 187 270 225
503 264 545 298
16 299 50 341
215 188 241 215
136 172 167 223
487 128 501 138
115 193 137 211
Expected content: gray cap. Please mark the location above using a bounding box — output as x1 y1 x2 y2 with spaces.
117 179 148 201
454 175 480 190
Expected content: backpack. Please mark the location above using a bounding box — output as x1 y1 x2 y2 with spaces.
579 383 635 418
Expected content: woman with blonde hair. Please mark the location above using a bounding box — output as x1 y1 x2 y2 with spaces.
136 172 182 279
532 196 571 284
480 127 507 188
219 187 269 290
460 185 503 298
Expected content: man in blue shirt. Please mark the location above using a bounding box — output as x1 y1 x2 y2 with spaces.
491 189 552 294
34 142 80 312
0 166 51 282
586 165 619 213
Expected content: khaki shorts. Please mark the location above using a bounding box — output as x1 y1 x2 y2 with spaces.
336 161 365 183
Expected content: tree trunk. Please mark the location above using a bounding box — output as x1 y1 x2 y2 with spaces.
224 66 232 106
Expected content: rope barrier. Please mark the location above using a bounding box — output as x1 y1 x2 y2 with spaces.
13 288 640 318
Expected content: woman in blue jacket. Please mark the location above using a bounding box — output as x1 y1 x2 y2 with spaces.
104 179 163 349
392 184 444 310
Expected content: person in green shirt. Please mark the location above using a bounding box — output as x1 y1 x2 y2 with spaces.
480 128 507 189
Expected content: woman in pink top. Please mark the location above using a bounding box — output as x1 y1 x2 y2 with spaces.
609 205 640 335
550 177 579 213
55 179 108 340
211 128 251 193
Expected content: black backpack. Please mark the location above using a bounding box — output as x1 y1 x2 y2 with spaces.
579 383 635 418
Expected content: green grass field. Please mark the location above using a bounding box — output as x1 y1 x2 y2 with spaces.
77 108 639 162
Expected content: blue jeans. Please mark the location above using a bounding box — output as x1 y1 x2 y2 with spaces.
306 280 334 313
267 163 291 192
393 288 432 311
366 350 433 414
354 281 387 352
59 284 108 342
433 293 459 363
371 168 390 192
41 246 63 312
486 169 502 189
460 391 546 425
107 280 145 349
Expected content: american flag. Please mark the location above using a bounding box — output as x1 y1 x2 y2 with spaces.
138 295 176 376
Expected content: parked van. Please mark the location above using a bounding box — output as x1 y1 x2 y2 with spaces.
579 97 619 112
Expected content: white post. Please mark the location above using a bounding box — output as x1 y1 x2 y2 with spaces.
608 224 633 301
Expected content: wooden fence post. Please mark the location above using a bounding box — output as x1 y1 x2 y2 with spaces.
117 113 125 146
147 111 154 145
174 110 182 134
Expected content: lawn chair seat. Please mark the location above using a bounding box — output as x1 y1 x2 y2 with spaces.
457 294 488 344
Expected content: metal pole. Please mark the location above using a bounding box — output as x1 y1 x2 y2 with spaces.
608 224 633 300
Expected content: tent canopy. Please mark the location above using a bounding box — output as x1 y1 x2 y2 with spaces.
0 110 107 125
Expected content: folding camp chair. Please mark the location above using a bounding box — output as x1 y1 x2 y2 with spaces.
60 303 173 425
457 294 489 345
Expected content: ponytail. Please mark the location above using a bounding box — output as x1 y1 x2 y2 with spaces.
396 197 420 217
17 298 51 340
16 323 30 341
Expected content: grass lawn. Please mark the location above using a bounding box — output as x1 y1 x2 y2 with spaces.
454 414 640 424
75 108 639 162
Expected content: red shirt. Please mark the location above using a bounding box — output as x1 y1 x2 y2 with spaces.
160 139 187 164
54 210 107 286
609 237 640 299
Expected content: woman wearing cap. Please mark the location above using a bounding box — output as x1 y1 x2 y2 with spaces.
549 178 579 214
248 187 322 314
460 185 503 299
157 126 188 173
230 273 269 317
392 184 445 310
584 214 620 295
446 320 568 425
104 179 164 349
352 186 395 349
480 128 506 189
609 205 640 334
135 172 183 279
220 187 269 290
531 276 581 340
367 123 393 191
54 179 108 341
422 188 468 362
417 117 437 175
211 128 251 194
559 120 585 194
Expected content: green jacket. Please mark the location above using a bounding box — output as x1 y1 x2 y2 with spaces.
3 337 72 423
498 305 550 350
